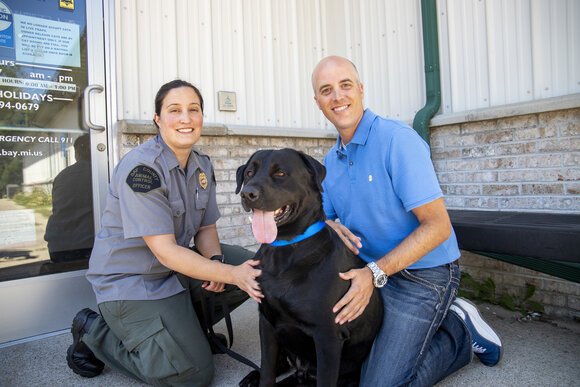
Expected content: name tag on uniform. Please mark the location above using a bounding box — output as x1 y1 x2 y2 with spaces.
126 165 161 193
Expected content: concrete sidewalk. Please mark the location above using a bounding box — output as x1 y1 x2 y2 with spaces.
1 300 578 386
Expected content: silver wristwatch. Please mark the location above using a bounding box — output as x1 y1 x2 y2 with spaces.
366 261 388 288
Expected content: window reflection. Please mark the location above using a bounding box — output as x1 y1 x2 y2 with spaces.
44 134 93 263
0 131 93 281
0 0 91 281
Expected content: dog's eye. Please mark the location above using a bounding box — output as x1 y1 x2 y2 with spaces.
246 170 255 178
273 171 286 178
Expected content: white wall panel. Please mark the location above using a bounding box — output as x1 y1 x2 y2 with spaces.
440 0 579 114
437 0 453 113
115 0 425 129
297 0 325 128
570 0 580 95
338 0 424 121
211 0 246 125
116 0 326 129
174 0 214 114
135 0 154 119
116 0 137 121
446 0 490 112
486 0 534 105
116 0 213 122
115 0 579 131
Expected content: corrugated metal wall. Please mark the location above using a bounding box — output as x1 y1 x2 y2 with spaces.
438 0 580 114
115 0 579 131
338 0 425 122
115 0 329 129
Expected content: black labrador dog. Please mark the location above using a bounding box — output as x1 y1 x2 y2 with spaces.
236 148 382 387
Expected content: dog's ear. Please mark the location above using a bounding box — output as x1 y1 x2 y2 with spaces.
298 151 326 193
235 162 247 194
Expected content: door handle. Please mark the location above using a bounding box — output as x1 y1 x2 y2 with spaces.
83 84 105 131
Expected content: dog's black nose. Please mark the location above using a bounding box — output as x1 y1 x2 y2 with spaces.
241 186 260 202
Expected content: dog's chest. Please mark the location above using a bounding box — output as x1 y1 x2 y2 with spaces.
260 272 329 324
258 252 348 328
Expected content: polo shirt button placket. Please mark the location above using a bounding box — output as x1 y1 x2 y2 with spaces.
347 157 356 183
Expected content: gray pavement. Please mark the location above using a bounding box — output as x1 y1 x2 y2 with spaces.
1 300 579 386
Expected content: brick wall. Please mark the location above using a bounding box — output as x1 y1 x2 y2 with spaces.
121 129 335 251
430 107 580 319
459 252 579 319
431 107 579 213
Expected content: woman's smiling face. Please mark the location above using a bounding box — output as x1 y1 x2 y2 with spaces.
154 86 203 153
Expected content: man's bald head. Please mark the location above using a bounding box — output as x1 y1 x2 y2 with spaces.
311 56 361 94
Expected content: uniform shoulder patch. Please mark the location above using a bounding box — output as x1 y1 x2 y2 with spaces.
126 165 161 193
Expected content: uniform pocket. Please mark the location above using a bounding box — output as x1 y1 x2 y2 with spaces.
170 199 185 218
170 199 186 234
126 315 197 379
195 189 210 210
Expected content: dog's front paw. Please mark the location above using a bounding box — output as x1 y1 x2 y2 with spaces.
239 370 260 387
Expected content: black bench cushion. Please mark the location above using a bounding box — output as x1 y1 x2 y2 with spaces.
448 210 580 263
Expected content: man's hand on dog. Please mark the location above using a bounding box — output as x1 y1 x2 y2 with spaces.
333 268 374 325
325 220 362 255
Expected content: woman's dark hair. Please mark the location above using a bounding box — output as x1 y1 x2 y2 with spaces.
153 79 204 128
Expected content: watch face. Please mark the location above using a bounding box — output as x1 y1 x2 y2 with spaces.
375 274 388 288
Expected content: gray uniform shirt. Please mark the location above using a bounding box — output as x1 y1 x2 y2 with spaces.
86 135 220 304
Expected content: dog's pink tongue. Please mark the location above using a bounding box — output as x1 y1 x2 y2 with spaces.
252 209 278 244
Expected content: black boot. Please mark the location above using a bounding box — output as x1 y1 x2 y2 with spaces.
66 308 105 378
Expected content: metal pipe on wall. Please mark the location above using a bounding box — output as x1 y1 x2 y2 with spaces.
413 0 442 144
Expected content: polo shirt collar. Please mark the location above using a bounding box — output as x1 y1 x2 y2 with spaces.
335 109 377 149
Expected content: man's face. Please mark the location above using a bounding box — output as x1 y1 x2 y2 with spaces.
312 57 364 140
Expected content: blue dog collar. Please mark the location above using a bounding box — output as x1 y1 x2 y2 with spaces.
270 221 326 247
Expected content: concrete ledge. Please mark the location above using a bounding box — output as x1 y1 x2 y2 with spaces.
119 94 580 136
431 93 580 127
120 120 337 139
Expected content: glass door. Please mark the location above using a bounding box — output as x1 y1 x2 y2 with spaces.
0 0 108 345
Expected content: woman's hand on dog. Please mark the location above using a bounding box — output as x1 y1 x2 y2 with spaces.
326 220 362 255
333 268 374 325
202 281 226 293
232 259 264 303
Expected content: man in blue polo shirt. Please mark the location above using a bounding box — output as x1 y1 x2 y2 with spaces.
311 56 502 385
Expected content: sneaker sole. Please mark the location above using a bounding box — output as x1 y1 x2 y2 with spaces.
455 298 502 346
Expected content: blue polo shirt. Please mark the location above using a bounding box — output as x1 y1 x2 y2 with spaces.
322 109 460 269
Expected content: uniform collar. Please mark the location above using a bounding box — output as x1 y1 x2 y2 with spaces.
155 135 201 174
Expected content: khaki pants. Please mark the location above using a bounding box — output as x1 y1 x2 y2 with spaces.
83 244 254 386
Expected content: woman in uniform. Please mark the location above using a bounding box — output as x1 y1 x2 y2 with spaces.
66 79 262 386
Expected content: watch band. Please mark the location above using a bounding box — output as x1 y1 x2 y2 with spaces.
366 261 388 288
210 254 225 263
